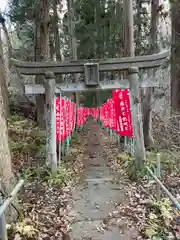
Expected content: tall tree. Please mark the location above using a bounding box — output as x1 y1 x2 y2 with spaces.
171 0 180 110
8 0 50 126
52 0 61 61
0 50 18 222
35 0 50 127
141 0 159 148
123 0 146 168
0 28 10 117
0 12 12 69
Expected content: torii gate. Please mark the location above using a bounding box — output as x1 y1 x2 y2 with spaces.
11 50 169 173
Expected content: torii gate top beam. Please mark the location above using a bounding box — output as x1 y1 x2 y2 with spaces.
11 50 169 75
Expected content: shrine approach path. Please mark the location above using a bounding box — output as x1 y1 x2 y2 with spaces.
69 121 136 240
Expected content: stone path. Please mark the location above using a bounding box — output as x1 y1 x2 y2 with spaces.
69 123 134 240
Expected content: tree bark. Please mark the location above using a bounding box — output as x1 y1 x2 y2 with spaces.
123 0 135 57
171 1 180 110
135 0 142 55
124 0 146 168
141 87 153 148
52 0 63 84
0 13 12 69
0 54 18 222
53 0 61 61
0 28 9 118
141 0 159 148
0 13 32 110
67 0 80 105
0 13 11 117
34 0 50 128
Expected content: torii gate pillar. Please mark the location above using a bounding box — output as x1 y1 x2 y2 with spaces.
128 67 146 168
44 72 57 174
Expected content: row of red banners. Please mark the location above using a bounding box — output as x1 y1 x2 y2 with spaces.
56 99 100 141
56 89 134 141
56 98 76 141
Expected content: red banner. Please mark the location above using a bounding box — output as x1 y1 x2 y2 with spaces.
56 98 66 141
100 107 104 122
102 103 109 128
77 107 88 127
107 98 116 130
56 98 76 141
65 99 75 138
113 89 134 137
90 107 99 120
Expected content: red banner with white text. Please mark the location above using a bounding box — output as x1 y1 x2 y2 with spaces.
113 89 134 137
56 98 76 141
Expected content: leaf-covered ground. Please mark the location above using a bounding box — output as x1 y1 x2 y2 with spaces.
7 116 180 239
102 130 180 240
8 115 89 239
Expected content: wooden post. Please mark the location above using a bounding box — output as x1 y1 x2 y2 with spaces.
58 91 62 166
156 153 161 200
128 67 146 168
0 205 8 240
0 180 24 239
44 72 57 174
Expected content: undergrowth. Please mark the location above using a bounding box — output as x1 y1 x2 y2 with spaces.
115 152 179 239
116 150 180 181
7 114 86 239
8 114 84 186
143 198 175 239
8 114 46 160
22 165 71 187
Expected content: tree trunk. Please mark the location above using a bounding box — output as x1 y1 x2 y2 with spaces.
141 0 159 148
141 87 153 148
124 0 146 169
34 0 50 128
0 54 18 222
67 0 80 105
53 0 61 61
0 13 32 110
0 12 12 69
34 26 46 127
0 29 9 118
52 0 63 84
135 0 142 55
123 0 135 57
171 1 180 110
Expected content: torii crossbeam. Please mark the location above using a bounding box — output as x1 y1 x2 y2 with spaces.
11 50 169 75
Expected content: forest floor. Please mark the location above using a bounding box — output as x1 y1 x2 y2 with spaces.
7 116 180 239
8 115 88 239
